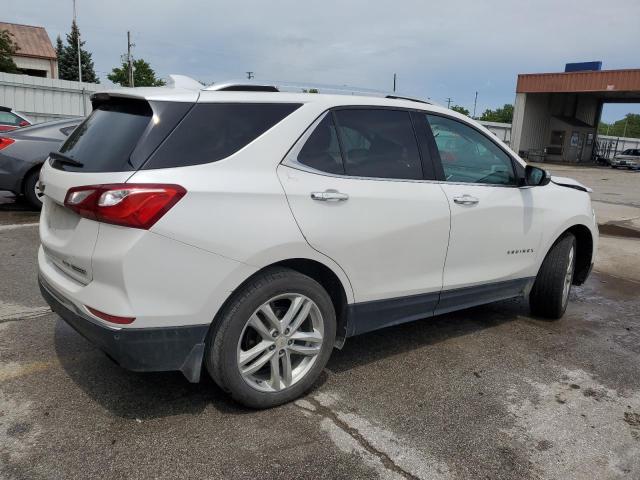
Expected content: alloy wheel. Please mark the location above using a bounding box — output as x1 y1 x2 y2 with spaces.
562 245 575 307
236 293 324 392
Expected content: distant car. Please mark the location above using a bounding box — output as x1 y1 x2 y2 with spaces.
0 118 81 208
0 106 32 132
611 149 640 169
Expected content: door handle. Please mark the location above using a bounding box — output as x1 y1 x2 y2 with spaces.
311 190 349 202
453 194 479 205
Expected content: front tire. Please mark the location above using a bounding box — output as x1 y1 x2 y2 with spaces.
529 233 576 319
205 267 336 409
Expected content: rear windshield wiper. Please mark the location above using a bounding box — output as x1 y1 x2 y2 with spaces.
49 151 84 167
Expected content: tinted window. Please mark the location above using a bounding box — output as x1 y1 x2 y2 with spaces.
56 99 152 172
60 125 78 137
0 111 21 126
622 149 640 156
334 109 423 180
426 115 516 185
146 103 301 169
297 115 344 174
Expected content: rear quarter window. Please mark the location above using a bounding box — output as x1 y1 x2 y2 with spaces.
144 103 301 169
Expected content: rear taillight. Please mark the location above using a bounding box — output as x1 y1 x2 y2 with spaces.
64 183 186 229
0 137 15 150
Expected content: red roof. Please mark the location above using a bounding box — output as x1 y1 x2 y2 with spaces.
517 69 640 94
0 22 56 60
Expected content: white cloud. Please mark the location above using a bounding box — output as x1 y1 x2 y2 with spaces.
5 0 640 117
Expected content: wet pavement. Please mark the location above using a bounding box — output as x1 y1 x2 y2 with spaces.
1 190 639 480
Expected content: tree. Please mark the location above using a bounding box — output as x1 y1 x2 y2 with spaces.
107 58 165 87
479 103 513 123
450 105 469 116
0 29 20 74
598 113 640 139
58 21 99 83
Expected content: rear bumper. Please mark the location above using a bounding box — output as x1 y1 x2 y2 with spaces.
39 275 209 382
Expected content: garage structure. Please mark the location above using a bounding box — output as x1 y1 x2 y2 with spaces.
510 66 640 163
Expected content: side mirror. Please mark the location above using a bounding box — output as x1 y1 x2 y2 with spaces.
524 165 551 186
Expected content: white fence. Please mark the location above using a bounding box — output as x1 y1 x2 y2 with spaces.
596 135 640 152
477 121 512 144
0 72 100 123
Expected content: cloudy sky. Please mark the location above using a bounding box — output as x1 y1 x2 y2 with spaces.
6 0 640 121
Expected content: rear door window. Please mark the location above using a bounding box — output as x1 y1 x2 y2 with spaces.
145 103 301 169
333 109 423 180
56 99 152 172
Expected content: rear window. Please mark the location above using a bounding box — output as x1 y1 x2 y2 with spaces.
143 103 301 169
55 99 152 172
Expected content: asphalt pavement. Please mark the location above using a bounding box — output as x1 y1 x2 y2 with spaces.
1 172 639 480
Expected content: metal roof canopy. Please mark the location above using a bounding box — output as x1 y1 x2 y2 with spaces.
517 69 640 102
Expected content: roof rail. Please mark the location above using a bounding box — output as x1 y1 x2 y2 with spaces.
204 80 432 104
385 94 431 105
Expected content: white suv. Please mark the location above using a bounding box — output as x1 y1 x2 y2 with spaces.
38 79 598 408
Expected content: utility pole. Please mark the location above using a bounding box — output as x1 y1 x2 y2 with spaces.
127 31 134 87
246 71 254 80
446 97 452 109
473 91 478 118
73 0 82 83
393 73 396 92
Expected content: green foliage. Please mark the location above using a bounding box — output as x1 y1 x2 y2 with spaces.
479 103 513 123
450 104 469 116
0 29 20 74
58 21 99 83
107 58 165 87
598 114 640 139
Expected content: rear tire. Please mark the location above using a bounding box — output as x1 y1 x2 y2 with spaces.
529 233 576 320
205 267 336 409
23 169 42 210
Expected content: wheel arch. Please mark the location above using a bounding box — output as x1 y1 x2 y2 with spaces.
541 223 594 286
566 224 594 285
213 257 352 349
20 162 44 194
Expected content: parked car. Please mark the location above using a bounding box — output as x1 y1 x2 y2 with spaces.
37 80 598 408
0 118 81 208
611 149 640 169
0 106 32 132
